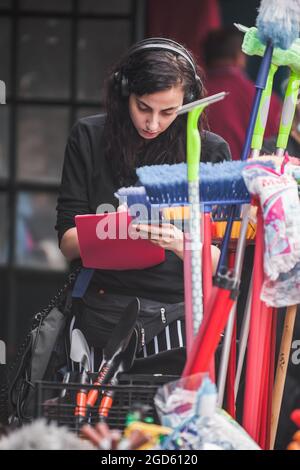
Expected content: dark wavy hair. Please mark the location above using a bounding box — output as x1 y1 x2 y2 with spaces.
103 40 206 186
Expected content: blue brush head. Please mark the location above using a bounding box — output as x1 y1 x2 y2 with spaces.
256 0 300 49
134 160 275 206
115 185 158 221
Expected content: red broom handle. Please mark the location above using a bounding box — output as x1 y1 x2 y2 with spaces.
182 285 233 377
202 211 215 382
226 316 237 419
202 211 213 312
225 251 236 418
243 207 265 441
183 206 249 380
258 305 272 449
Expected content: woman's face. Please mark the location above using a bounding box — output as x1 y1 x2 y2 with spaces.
128 86 184 140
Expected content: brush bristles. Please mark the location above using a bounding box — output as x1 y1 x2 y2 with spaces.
256 0 300 49
115 185 149 206
135 160 275 206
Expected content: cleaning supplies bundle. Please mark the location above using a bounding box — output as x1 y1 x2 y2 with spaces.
154 374 260 450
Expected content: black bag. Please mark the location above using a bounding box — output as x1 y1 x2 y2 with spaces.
4 269 79 425
73 289 185 351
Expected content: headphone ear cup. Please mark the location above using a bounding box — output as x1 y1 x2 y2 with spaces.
185 91 195 103
120 74 130 97
114 71 130 98
184 76 203 103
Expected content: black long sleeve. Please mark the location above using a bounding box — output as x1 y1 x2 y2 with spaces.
56 121 91 245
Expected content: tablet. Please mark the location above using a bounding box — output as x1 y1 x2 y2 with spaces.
75 212 165 270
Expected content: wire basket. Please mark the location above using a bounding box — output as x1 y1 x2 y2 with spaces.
34 373 177 432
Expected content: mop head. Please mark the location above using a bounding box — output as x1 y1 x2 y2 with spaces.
242 159 300 307
242 27 300 72
256 0 300 49
0 419 94 450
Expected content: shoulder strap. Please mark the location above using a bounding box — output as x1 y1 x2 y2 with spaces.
72 268 94 299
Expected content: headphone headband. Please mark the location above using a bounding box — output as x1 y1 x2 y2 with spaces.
127 38 198 77
115 37 202 102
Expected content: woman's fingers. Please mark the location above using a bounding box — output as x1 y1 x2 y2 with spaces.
130 223 184 257
132 223 181 240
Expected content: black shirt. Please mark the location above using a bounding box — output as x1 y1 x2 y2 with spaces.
56 114 231 303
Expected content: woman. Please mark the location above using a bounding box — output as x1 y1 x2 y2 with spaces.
56 38 231 373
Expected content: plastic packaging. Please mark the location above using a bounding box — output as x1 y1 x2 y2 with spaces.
154 375 260 450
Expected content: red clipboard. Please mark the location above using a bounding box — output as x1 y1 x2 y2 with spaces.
75 212 165 270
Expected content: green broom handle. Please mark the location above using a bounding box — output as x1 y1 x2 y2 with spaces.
187 106 204 334
187 106 203 182
276 68 300 156
251 63 278 156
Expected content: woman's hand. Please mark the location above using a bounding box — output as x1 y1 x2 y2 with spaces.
130 222 221 272
131 223 184 259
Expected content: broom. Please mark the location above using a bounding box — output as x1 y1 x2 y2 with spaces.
173 94 227 382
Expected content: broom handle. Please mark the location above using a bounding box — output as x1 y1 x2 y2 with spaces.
269 304 297 449
202 210 213 312
266 308 277 449
187 107 204 334
242 207 265 440
217 302 237 407
202 209 215 381
217 47 274 272
234 273 253 398
217 204 251 405
184 232 194 354
276 68 300 156
226 313 237 418
183 205 251 378
251 63 278 157
241 42 274 160
217 251 236 407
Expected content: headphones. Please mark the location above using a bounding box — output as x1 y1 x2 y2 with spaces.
114 37 202 102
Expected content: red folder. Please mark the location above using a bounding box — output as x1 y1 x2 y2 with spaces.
75 212 165 270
